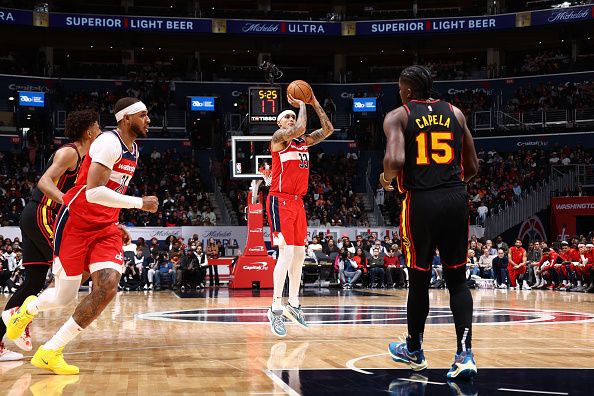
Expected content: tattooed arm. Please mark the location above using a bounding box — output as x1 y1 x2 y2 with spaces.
305 96 334 147
271 95 307 151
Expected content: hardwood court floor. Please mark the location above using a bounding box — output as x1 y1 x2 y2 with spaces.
1 287 594 395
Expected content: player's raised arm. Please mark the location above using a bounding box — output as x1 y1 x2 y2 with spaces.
305 93 334 146
380 107 407 191
271 94 307 145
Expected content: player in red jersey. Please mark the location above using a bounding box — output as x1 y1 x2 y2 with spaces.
266 91 334 337
6 97 158 374
0 110 101 361
585 244 594 293
508 239 530 290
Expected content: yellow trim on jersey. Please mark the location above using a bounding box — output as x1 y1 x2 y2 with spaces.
400 192 412 268
41 205 54 239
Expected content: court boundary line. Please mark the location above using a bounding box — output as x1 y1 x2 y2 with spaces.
263 369 300 396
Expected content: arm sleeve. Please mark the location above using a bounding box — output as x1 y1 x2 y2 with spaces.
86 186 143 209
89 133 121 170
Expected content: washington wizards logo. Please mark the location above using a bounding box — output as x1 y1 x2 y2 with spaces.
518 215 547 242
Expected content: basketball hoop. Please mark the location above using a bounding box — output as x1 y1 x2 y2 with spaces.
261 169 273 187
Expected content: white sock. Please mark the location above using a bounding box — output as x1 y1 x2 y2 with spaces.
577 281 582 287
272 245 293 311
44 317 83 351
288 246 305 308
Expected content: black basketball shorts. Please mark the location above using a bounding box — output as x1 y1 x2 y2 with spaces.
19 201 56 266
399 185 469 272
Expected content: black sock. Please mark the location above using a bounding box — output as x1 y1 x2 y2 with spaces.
0 265 49 339
406 269 432 351
444 266 474 353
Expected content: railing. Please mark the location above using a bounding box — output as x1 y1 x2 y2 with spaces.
365 158 384 226
53 110 186 133
575 108 594 124
484 169 577 238
210 174 231 226
472 111 492 131
473 108 590 131
554 164 594 189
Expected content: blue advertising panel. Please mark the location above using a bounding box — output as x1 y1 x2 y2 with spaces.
49 13 211 32
19 91 45 107
474 132 594 152
190 96 215 111
356 14 516 35
353 98 377 112
530 5 592 26
0 8 33 26
226 20 340 36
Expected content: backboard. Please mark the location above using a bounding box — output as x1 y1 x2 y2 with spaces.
231 135 273 179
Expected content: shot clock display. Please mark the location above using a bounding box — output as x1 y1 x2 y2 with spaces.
249 87 282 123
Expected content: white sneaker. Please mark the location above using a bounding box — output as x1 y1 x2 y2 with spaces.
522 281 532 290
498 284 507 289
510 286 516 290
2 308 33 351
0 342 23 361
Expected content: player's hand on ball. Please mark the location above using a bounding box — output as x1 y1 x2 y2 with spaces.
287 93 304 108
141 196 159 213
307 92 318 106
380 172 394 191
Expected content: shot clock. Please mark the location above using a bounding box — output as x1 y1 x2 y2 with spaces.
249 87 282 124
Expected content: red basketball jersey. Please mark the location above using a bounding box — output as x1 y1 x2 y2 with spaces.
270 137 309 197
63 130 138 226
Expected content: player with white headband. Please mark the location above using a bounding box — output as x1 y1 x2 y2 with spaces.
7 97 159 375
265 90 334 338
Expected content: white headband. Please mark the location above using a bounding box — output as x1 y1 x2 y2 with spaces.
277 109 296 122
115 101 148 122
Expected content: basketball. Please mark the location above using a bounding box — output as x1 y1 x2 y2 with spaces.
287 80 313 105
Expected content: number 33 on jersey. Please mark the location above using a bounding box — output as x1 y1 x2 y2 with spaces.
270 137 309 197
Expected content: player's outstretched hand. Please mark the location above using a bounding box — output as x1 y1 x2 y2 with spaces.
141 196 159 213
287 93 304 108
379 172 394 191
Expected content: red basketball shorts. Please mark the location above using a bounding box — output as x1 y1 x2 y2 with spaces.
267 193 307 247
52 205 124 279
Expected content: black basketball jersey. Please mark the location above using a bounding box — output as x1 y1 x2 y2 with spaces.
30 143 82 211
396 99 465 192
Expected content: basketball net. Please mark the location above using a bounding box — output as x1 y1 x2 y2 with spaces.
251 164 272 205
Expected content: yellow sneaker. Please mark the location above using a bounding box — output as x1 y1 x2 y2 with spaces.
29 375 80 396
6 296 37 341
31 346 79 375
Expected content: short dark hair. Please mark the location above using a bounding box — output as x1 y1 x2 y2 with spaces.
114 97 141 116
64 110 99 141
542 247 550 253
400 65 433 99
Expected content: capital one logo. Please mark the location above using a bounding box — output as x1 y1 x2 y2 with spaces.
249 228 263 233
243 262 269 271
248 246 265 252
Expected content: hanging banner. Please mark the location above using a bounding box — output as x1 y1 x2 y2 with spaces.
225 19 340 36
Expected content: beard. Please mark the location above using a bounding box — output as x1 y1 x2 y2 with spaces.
131 122 147 138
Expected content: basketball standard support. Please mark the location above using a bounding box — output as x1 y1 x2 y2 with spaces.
230 180 276 289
